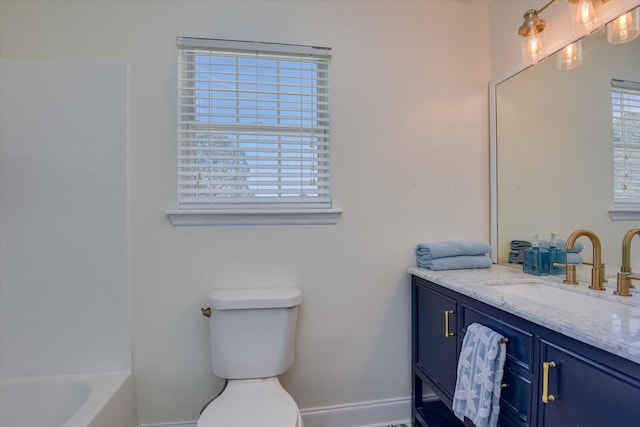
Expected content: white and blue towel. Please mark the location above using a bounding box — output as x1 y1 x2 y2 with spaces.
452 323 507 427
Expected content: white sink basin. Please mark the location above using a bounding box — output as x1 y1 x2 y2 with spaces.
487 281 637 313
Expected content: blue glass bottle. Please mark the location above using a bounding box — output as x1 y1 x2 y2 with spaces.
548 233 566 275
523 235 550 276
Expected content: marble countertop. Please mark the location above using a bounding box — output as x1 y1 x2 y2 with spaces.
409 264 640 365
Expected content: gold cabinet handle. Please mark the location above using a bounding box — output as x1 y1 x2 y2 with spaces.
542 361 556 403
444 310 455 338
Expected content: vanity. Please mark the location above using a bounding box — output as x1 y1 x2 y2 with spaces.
410 265 640 427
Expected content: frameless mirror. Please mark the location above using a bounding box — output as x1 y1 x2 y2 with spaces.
493 26 640 268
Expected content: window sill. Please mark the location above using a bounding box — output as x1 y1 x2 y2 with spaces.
166 208 342 226
609 208 640 221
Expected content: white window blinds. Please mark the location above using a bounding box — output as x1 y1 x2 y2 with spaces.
612 79 640 208
177 37 332 209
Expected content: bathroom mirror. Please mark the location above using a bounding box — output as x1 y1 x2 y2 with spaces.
492 24 640 268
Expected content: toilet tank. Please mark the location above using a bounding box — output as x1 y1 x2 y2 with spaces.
207 288 302 379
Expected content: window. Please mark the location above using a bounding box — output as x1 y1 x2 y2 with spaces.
611 78 640 219
169 37 339 225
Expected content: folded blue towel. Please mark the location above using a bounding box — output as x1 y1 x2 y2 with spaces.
539 239 583 253
509 240 530 264
510 240 531 251
510 247 583 265
416 241 491 260
417 255 493 271
453 323 506 427
509 251 524 264
566 253 582 264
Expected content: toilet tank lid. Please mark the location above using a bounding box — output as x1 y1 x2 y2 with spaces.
208 288 302 310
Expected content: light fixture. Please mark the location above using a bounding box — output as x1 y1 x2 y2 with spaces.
607 7 640 44
519 8 550 64
569 0 602 34
556 39 583 70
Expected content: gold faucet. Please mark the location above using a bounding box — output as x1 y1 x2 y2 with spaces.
616 228 640 297
564 229 605 291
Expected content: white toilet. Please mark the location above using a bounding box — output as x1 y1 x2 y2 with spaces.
198 288 304 427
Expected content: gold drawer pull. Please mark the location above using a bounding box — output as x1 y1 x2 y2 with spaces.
542 361 556 403
444 310 455 337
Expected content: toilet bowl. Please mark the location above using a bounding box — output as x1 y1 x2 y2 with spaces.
197 288 303 427
198 378 303 427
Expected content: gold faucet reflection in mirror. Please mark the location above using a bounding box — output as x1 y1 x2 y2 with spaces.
616 228 640 296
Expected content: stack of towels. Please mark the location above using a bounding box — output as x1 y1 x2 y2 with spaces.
416 241 492 271
508 239 584 265
453 323 507 427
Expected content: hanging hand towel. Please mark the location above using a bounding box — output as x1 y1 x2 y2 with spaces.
415 241 491 260
452 323 507 427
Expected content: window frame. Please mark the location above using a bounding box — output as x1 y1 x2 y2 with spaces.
610 78 640 221
168 37 341 226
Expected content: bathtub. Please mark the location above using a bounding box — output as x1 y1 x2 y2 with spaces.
0 371 135 427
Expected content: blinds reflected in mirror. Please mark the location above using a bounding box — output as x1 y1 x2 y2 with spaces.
612 78 640 207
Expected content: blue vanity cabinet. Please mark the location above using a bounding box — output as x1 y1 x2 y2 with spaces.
412 275 533 427
413 281 458 400
412 277 466 426
412 274 640 427
538 339 640 426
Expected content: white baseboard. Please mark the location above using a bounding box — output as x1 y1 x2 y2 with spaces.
300 395 412 427
139 393 436 427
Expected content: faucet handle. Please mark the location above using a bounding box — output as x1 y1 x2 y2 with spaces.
590 263 606 291
616 272 638 297
563 264 578 285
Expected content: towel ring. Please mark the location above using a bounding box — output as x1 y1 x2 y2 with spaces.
460 331 508 344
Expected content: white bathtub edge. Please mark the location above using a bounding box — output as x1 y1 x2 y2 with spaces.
0 371 135 427
62 371 133 427
87 371 136 427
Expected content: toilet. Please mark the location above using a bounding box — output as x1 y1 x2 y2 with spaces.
198 288 304 427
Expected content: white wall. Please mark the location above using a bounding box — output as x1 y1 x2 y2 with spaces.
0 58 130 376
0 1 491 424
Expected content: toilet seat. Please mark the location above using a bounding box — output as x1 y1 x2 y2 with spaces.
197 377 301 427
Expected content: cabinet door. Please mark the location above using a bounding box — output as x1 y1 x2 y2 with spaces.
539 340 640 427
415 284 458 400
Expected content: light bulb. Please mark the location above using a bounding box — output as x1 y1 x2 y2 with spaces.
522 34 545 64
571 0 601 34
518 9 547 64
556 40 583 70
607 8 640 44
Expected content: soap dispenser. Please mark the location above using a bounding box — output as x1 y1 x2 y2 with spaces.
523 234 550 276
548 233 566 275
